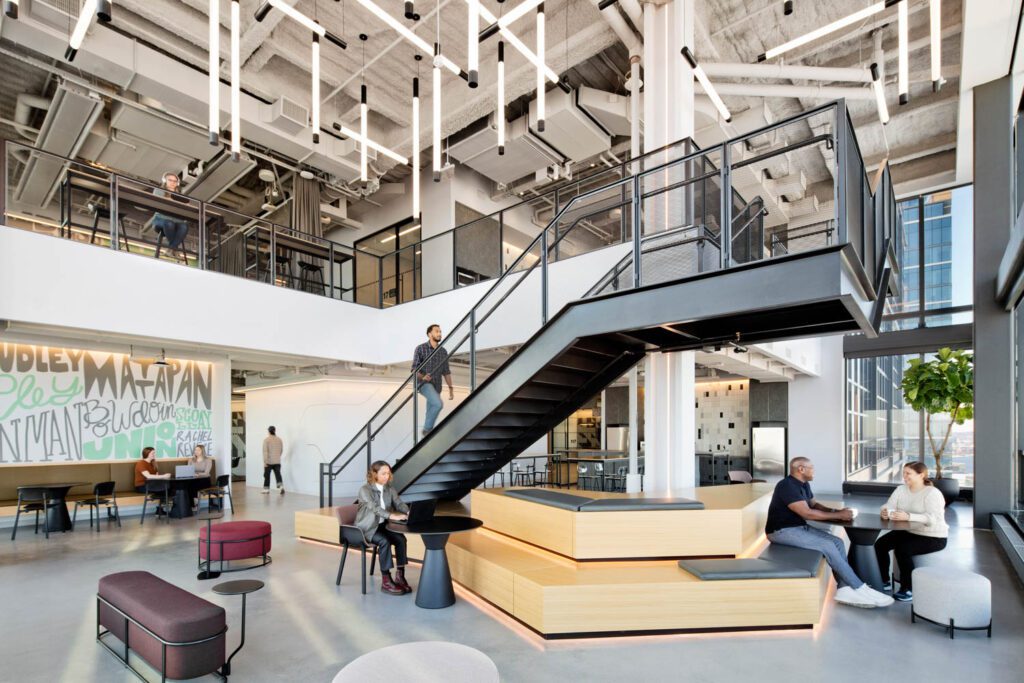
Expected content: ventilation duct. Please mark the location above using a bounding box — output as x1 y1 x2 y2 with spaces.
12 82 103 208
448 115 562 186
528 87 611 162
265 96 310 136
576 86 632 137
185 149 257 203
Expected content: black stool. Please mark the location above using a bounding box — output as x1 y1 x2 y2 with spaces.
274 254 296 288
298 261 325 294
89 207 130 251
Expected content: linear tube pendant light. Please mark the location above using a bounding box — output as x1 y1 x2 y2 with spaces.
758 1 901 62
929 0 941 91
536 4 545 132
499 0 545 27
208 0 219 144
467 0 479 87
870 63 889 125
897 0 908 104
681 46 731 123
360 84 368 180
230 0 241 160
473 1 559 84
355 0 462 76
254 1 348 49
312 33 321 144
413 75 421 217
433 43 442 181
4 0 18 20
66 0 112 62
331 123 409 163
497 41 505 155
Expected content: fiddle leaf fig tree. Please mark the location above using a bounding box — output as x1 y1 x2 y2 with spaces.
900 348 974 479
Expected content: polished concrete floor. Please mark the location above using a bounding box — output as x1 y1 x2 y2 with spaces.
2 487 1022 683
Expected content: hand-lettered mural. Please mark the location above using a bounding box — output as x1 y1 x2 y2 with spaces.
0 344 213 463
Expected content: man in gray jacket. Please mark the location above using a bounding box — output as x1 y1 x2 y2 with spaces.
262 426 284 494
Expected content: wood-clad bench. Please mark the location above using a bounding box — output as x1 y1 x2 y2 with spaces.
0 459 214 517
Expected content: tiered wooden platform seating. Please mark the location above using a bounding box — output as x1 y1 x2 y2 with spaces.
296 484 831 638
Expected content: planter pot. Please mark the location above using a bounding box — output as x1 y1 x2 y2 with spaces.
933 477 960 507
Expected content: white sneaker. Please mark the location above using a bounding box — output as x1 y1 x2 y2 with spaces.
834 585 877 608
857 584 895 607
278 486 285 495
261 488 270 494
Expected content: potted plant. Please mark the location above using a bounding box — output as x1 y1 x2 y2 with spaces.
900 348 974 506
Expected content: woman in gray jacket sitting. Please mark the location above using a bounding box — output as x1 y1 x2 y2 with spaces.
355 460 412 595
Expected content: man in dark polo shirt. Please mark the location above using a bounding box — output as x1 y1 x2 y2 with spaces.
411 324 453 436
766 457 892 608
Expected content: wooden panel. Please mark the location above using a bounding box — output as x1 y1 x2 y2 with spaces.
573 509 742 559
739 492 771 553
294 507 341 544
471 490 575 556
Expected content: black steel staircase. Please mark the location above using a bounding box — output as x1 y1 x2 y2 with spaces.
319 100 900 506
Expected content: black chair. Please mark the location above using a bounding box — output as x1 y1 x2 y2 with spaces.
198 474 234 513
11 487 57 540
334 504 379 594
72 481 121 531
274 253 296 288
140 480 173 525
298 261 325 294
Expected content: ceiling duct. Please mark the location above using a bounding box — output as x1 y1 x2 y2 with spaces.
264 96 310 136
528 88 611 162
185 149 258 203
449 114 563 185
12 82 103 208
576 86 632 137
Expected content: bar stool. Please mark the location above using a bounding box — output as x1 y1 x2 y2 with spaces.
88 206 130 251
274 253 296 288
298 261 326 294
577 463 602 491
511 461 534 487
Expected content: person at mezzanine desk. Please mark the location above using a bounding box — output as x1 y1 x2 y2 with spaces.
151 172 190 250
764 456 894 609
355 461 413 596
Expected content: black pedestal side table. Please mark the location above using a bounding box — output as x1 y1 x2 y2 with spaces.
388 516 483 609
832 512 916 591
213 579 264 676
197 511 224 580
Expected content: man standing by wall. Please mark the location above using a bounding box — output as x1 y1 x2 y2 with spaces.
262 426 284 494
412 324 454 436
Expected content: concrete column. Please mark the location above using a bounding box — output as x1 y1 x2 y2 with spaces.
788 337 845 495
644 351 696 491
641 0 697 492
972 76 1016 528
210 357 233 486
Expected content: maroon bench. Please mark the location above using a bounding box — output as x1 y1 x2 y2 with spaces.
198 521 272 573
97 571 227 681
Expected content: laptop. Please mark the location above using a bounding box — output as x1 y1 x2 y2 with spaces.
405 499 437 524
175 465 196 478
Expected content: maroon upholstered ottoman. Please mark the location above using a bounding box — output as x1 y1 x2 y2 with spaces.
97 571 226 680
199 520 272 570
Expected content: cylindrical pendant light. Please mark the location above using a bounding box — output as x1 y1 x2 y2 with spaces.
405 1 415 19
898 0 909 105
209 0 220 144
497 40 505 155
467 0 479 87
4 0 19 20
360 84 369 181
930 0 942 91
230 0 241 160
433 42 442 182
412 76 421 217
536 4 545 132
312 33 321 144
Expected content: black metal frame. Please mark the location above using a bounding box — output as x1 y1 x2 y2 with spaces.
72 482 122 531
911 608 992 639
196 531 273 574
96 594 229 683
10 488 56 540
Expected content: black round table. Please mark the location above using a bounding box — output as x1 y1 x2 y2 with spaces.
831 513 916 590
387 516 483 609
17 482 88 533
213 579 264 676
169 476 211 518
197 511 224 580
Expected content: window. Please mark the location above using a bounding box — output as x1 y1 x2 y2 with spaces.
846 352 974 489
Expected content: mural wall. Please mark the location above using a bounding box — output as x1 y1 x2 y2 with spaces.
0 343 214 464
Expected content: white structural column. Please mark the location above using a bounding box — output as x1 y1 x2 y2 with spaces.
642 0 697 493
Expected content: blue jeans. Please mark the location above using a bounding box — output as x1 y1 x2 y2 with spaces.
418 383 443 432
767 525 864 589
153 215 189 248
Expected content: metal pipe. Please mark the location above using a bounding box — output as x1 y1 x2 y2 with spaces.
589 0 640 53
701 62 871 83
618 0 644 34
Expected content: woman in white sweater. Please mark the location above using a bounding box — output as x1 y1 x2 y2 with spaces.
873 461 949 602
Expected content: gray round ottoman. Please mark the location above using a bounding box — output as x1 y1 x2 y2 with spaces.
332 642 499 682
912 566 992 639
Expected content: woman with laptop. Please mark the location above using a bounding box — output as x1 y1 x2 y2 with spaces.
188 444 214 478
355 461 412 596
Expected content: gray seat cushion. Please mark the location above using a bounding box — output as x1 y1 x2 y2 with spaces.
678 558 814 580
503 489 595 510
578 497 705 511
758 543 824 575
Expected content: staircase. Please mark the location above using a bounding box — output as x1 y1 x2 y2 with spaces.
320 100 900 506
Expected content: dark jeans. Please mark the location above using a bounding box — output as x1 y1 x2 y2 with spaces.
874 531 947 590
135 485 146 494
153 215 189 248
370 522 407 572
263 464 282 487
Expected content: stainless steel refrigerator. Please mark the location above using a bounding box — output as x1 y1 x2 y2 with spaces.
752 426 787 484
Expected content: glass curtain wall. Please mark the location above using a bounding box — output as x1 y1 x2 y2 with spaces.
353 220 422 307
846 352 974 488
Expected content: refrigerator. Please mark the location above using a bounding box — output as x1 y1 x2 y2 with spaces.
752 426 787 485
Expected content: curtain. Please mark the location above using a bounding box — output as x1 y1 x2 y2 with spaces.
290 176 322 238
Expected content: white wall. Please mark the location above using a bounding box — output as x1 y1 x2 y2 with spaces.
788 335 845 495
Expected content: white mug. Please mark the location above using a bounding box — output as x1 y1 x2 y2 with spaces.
849 508 859 519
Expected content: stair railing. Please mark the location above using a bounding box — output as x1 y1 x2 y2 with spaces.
320 99 867 506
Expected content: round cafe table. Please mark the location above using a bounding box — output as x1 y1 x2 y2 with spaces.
332 642 498 683
387 516 483 609
830 512 917 591
17 482 88 533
